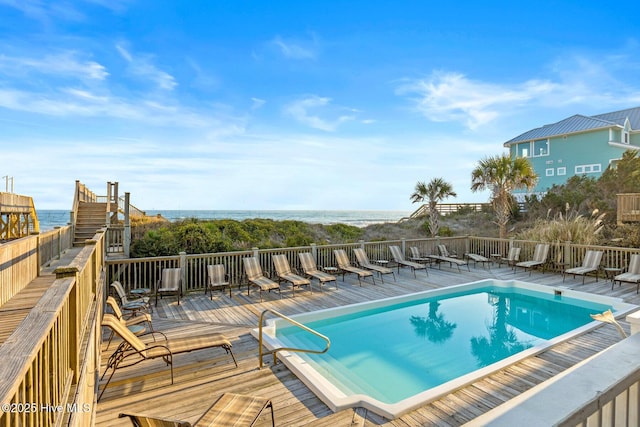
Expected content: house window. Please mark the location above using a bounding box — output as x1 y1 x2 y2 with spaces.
557 167 566 176
624 131 629 144
533 139 549 157
545 168 554 176
575 164 602 174
517 143 529 158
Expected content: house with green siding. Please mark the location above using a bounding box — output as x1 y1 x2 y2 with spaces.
504 106 640 200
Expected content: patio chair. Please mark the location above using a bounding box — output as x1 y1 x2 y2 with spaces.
99 313 237 401
614 254 640 293
388 245 428 278
272 254 312 296
206 264 231 299
353 248 395 283
500 247 521 269
242 257 281 301
155 268 182 306
105 296 153 349
111 281 151 314
563 250 603 284
298 252 338 290
431 244 470 272
333 249 376 286
119 392 275 427
465 253 491 269
409 247 433 265
515 243 550 275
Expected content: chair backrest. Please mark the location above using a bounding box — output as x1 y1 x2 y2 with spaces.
507 247 521 262
298 252 317 273
106 296 124 320
409 247 421 258
333 250 352 269
389 246 403 262
353 248 370 266
272 255 292 276
532 244 550 262
437 245 449 257
582 250 603 268
207 264 226 285
159 268 181 291
628 254 640 275
243 257 264 281
102 313 146 353
111 281 127 300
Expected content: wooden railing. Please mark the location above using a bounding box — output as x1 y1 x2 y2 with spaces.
0 230 105 427
617 193 640 224
0 192 39 239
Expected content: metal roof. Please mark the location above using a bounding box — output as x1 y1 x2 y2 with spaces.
504 106 640 146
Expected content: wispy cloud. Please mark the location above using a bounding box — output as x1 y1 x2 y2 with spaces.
397 49 640 130
251 97 266 110
283 95 356 131
269 35 318 60
116 44 177 91
0 51 108 80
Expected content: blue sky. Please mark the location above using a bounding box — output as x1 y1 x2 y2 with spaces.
2 0 640 211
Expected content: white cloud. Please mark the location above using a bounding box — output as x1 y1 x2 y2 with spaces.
0 51 108 80
116 44 177 91
270 35 317 60
251 97 266 110
283 96 356 131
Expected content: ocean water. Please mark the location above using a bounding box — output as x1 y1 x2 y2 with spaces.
37 209 411 231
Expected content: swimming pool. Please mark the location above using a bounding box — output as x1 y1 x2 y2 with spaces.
254 279 637 419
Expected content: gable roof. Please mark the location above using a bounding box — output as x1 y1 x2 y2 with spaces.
504 106 640 146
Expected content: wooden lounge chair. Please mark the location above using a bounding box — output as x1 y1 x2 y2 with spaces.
298 252 338 290
272 254 312 296
119 392 275 427
242 257 281 301
333 249 376 286
99 313 237 401
353 248 395 282
614 254 640 293
563 250 603 284
111 281 151 314
500 247 521 269
388 245 428 278
430 244 470 272
206 264 231 299
515 243 550 275
155 268 182 306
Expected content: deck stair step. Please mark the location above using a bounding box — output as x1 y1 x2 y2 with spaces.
74 202 107 246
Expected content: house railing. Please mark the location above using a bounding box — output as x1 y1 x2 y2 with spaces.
617 193 640 224
0 230 105 427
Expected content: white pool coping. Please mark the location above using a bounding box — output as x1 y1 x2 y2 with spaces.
251 279 638 420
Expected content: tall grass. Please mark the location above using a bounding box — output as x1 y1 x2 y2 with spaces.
517 205 605 245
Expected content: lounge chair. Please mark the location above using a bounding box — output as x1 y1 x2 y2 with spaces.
242 257 281 301
430 244 470 272
389 245 428 278
500 247 521 269
272 254 312 296
353 248 396 282
111 281 151 314
105 296 153 349
614 254 640 293
466 253 491 269
119 392 275 427
333 249 376 285
206 264 231 299
298 252 338 290
155 268 182 306
99 313 237 401
563 250 603 284
515 243 550 275
409 247 433 265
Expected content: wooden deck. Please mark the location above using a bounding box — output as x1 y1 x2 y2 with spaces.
96 264 640 427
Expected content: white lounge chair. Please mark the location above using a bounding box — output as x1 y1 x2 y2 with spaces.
563 250 603 284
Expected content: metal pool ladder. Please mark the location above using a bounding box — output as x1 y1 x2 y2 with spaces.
258 308 331 368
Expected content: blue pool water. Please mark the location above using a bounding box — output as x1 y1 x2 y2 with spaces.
274 284 615 405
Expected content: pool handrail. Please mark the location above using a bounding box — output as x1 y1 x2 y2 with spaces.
258 308 331 369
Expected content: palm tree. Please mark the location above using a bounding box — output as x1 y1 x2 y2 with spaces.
470 154 537 239
410 178 457 237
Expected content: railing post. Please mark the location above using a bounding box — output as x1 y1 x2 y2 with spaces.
55 264 81 382
401 239 406 255
311 243 317 260
252 247 259 257
359 240 365 249
179 251 187 294
564 240 571 266
124 192 131 258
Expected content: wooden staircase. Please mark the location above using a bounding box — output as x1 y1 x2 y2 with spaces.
74 202 107 246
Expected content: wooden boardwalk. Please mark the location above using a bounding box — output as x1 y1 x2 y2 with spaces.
96 264 640 427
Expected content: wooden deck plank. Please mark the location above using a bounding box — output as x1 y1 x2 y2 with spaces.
96 264 639 426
